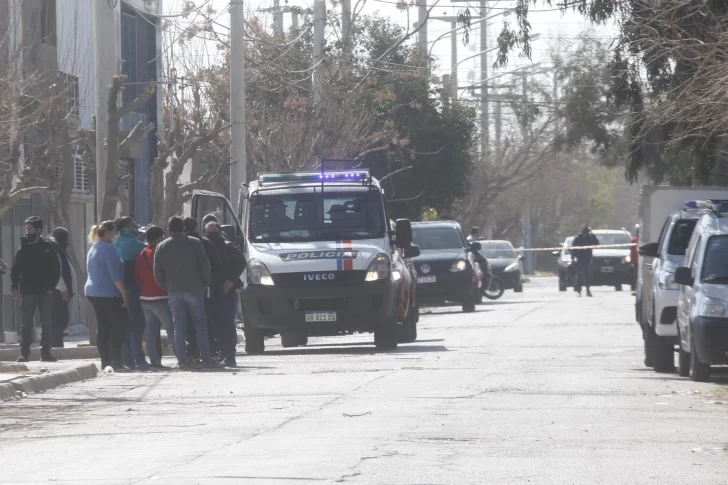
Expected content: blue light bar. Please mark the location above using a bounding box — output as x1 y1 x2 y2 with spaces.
258 171 370 185
685 200 710 209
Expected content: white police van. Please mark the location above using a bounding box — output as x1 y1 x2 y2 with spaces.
190 163 420 354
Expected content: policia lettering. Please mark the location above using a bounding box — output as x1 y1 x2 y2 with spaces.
280 251 358 261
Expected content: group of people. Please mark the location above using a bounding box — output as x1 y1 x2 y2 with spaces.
10 213 245 371
7 217 75 362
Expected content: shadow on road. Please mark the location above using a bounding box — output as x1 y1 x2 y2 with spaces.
630 366 728 385
421 309 492 316
251 344 449 357
304 339 444 348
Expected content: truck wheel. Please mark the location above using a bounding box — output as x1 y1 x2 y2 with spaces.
374 323 398 350
559 276 567 292
244 326 265 355
677 339 690 378
690 336 710 382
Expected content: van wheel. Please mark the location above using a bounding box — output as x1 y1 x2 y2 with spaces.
244 327 265 355
643 327 653 368
648 324 674 372
690 336 710 382
615 284 622 291
398 303 418 343
375 323 398 350
514 282 523 293
677 340 690 378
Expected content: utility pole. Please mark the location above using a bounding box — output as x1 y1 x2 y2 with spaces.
480 0 489 157
312 0 326 108
273 0 283 35
417 0 428 53
342 0 352 53
230 0 247 215
451 20 458 102
94 0 117 220
521 75 531 275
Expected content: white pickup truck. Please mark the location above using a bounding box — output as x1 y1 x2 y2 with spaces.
637 186 728 372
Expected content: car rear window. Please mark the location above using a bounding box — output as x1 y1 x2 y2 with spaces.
667 220 697 255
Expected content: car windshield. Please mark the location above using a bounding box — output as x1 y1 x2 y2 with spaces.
593 233 632 246
701 235 728 283
668 219 697 255
413 226 465 250
481 242 517 259
249 190 385 243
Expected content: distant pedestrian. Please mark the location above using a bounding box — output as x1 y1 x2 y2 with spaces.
183 217 221 361
631 224 639 293
572 224 600 297
50 228 75 348
115 217 149 371
85 221 129 370
205 221 245 367
11 217 61 362
154 216 219 369
135 225 174 369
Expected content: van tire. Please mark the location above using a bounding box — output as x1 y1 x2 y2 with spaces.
244 327 265 355
690 336 710 382
677 340 690 378
647 324 674 372
398 303 418 343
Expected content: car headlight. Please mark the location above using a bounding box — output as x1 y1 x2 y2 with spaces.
365 254 391 282
658 272 680 291
247 259 275 286
505 262 519 272
623 255 631 264
700 297 728 318
392 269 402 281
450 260 467 272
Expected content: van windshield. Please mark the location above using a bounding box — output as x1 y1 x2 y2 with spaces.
412 227 465 250
481 242 517 259
249 190 385 243
701 235 728 284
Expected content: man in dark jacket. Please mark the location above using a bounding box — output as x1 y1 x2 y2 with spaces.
182 217 222 361
154 216 219 369
572 224 600 297
11 217 61 362
205 221 246 367
50 228 74 348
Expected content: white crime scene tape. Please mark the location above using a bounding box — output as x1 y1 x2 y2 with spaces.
514 243 636 252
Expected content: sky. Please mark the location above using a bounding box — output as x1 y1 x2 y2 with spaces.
163 0 616 116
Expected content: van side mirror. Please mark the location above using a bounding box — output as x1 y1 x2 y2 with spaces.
638 242 659 258
674 266 693 287
469 241 481 251
404 245 421 259
395 219 413 247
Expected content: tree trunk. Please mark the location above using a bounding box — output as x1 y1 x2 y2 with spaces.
102 113 121 221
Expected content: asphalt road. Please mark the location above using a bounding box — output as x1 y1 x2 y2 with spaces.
1 278 727 485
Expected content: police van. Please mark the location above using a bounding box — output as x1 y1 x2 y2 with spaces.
190 163 420 354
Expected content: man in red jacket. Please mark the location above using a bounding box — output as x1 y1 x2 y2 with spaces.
136 225 175 368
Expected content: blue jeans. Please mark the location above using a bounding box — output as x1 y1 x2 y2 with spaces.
211 290 238 360
168 290 211 363
122 283 148 367
142 300 175 366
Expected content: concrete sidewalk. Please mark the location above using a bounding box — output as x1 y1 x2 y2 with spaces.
0 361 98 401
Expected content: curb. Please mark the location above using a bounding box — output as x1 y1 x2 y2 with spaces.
0 363 98 401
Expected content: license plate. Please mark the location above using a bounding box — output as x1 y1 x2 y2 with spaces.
417 276 437 284
600 266 614 273
305 312 337 322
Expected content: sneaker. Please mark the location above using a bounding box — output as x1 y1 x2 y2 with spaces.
40 353 58 362
136 362 151 371
16 356 28 363
221 357 238 368
191 357 202 365
150 363 169 370
587 291 593 297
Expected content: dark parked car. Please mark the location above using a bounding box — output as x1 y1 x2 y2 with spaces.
411 221 482 312
479 240 524 293
556 229 633 291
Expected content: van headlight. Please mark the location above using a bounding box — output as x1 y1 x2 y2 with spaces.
658 272 680 290
365 254 391 282
700 297 728 318
623 255 631 264
450 260 467 272
505 262 519 272
247 259 275 286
